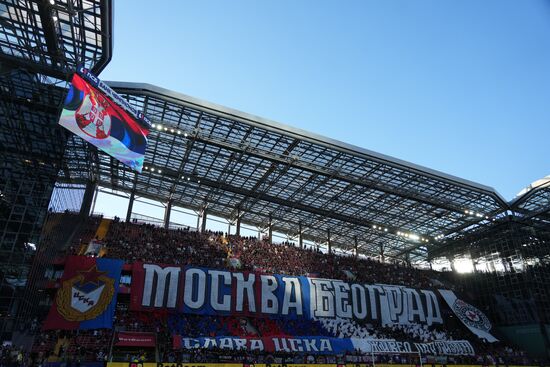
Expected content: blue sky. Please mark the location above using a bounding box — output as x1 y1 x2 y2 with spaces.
100 0 550 201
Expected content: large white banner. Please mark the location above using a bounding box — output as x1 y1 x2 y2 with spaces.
131 264 444 326
439 289 498 343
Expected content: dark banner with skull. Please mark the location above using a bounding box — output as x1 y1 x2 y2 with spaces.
439 289 498 342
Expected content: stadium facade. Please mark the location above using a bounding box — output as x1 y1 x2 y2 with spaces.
0 0 549 360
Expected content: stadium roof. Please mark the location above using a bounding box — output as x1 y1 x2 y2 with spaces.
0 0 112 173
2 1 548 263
0 0 112 316
0 0 112 78
4 0 547 262
62 82 512 262
510 177 550 226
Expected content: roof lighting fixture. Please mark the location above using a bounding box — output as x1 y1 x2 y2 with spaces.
144 166 148 170
49 0 55 4
372 225 376 229
52 15 58 21
158 170 162 174
187 177 190 181
177 130 181 134
163 127 168 131
156 125 162 130
197 180 201 184
151 124 156 129
170 129 174 133
384 228 388 232
184 133 188 137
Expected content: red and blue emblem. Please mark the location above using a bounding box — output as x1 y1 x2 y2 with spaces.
44 256 123 330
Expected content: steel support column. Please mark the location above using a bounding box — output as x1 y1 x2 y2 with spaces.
299 221 303 248
449 256 456 272
164 200 172 229
201 208 207 233
236 210 241 237
79 181 96 217
405 252 411 267
268 215 273 244
126 191 135 223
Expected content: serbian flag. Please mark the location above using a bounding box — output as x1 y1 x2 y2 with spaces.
43 256 123 330
58 68 150 172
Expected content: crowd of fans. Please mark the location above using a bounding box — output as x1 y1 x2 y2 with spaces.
29 329 109 365
103 220 228 268
0 344 25 366
232 236 437 288
166 314 331 339
21 216 543 365
157 346 532 366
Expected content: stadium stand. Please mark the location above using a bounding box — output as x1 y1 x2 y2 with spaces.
16 216 539 365
1 0 549 365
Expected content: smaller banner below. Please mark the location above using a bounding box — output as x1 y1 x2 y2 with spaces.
44 256 123 330
116 331 156 347
228 257 242 269
83 240 103 256
173 336 475 356
438 289 498 343
342 270 356 281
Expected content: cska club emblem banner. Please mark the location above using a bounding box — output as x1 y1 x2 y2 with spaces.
44 256 123 330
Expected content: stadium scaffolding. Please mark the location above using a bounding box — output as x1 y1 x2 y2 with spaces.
0 0 112 338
